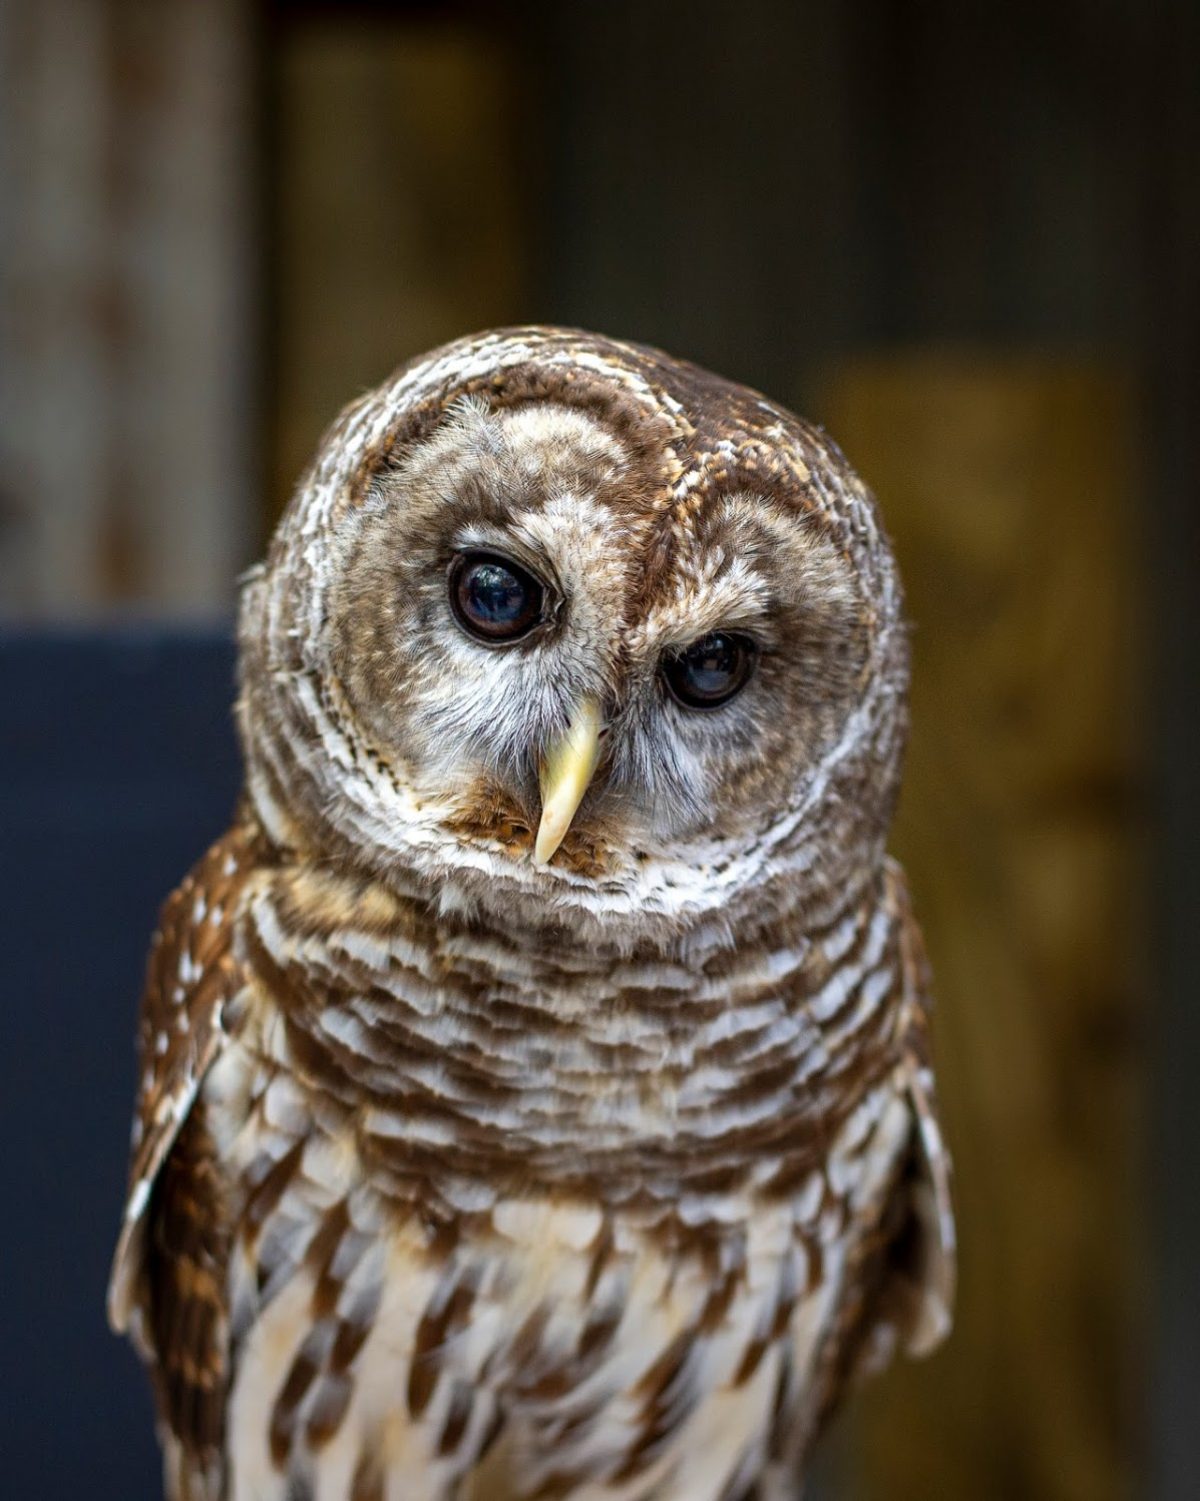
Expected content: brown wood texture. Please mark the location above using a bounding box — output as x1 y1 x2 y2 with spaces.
817 354 1148 1499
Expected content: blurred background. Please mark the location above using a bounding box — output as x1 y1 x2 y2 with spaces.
1 2 1197 1497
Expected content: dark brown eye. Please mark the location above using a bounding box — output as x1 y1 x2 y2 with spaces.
449 552 545 642
662 632 758 709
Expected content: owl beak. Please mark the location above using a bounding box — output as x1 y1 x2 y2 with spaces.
534 697 603 866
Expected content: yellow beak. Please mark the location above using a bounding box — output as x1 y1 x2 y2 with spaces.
534 697 603 866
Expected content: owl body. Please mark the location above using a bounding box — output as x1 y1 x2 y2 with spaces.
110 328 953 1500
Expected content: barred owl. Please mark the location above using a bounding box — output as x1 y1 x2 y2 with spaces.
109 326 954 1501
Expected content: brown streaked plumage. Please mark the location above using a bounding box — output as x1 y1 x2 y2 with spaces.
110 326 954 1500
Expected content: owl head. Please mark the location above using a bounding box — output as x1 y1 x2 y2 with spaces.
238 328 909 950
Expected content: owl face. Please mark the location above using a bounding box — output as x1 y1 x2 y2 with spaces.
240 329 908 944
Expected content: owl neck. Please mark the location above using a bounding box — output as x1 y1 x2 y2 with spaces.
240 816 906 1211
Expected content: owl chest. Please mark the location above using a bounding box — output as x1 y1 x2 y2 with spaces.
201 1025 910 1500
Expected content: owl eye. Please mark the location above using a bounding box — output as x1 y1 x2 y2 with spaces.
662 632 758 710
449 551 545 643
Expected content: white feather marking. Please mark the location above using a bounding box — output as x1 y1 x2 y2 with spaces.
126 1177 150 1222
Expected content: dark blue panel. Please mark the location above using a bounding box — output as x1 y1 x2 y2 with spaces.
0 627 241 1499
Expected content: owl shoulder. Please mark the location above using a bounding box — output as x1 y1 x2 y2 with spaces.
107 813 264 1337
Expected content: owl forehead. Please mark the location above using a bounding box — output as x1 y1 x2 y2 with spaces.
319 328 853 534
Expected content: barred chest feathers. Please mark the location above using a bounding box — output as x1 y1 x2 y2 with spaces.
109 327 954 1501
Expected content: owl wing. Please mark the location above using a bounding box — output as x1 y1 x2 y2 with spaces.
874 857 957 1359
817 861 955 1427
108 818 262 1478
